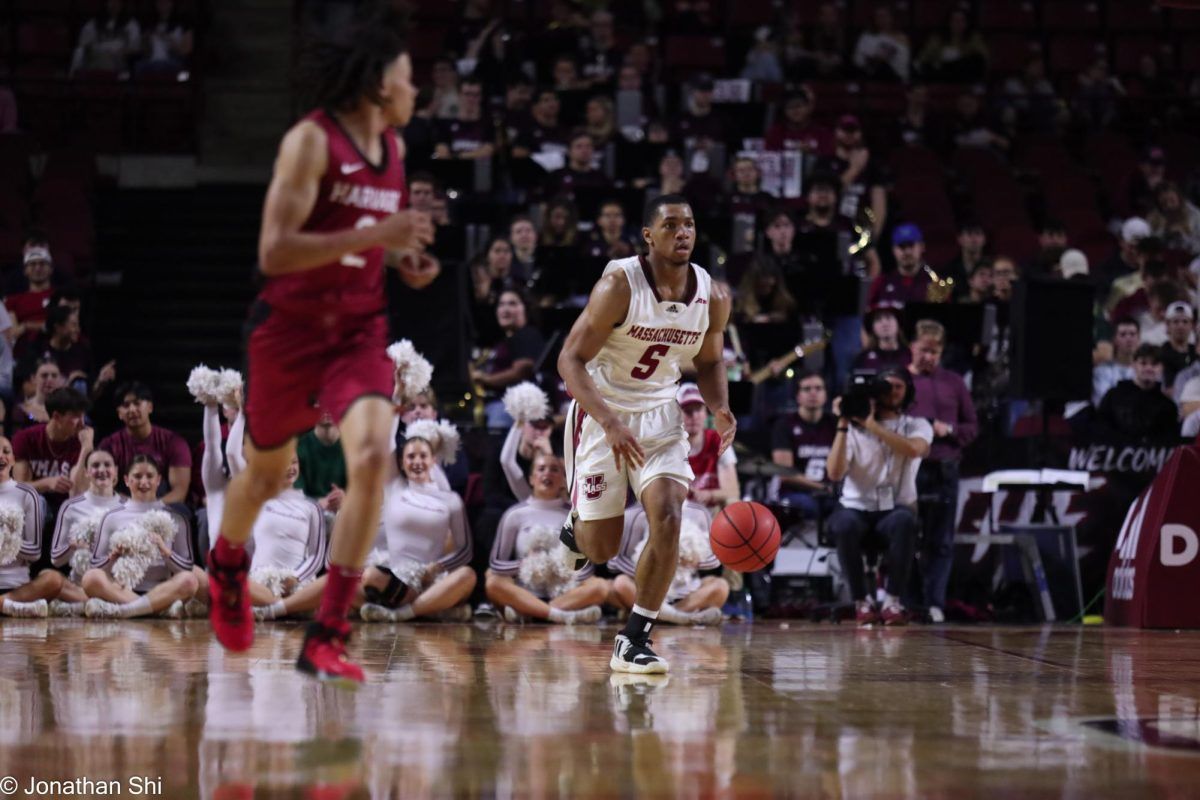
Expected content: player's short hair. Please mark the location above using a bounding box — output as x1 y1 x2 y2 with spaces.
296 0 411 112
45 387 90 417
643 193 691 227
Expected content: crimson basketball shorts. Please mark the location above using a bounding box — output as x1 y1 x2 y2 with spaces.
243 300 393 449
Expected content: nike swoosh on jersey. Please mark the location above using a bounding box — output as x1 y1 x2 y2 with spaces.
340 163 366 175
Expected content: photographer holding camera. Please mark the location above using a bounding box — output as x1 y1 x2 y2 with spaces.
826 368 932 625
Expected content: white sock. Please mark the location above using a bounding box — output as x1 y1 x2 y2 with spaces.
631 604 659 620
547 607 567 623
656 604 688 624
121 596 154 618
883 593 902 609
259 601 287 619
392 604 416 622
3 599 37 614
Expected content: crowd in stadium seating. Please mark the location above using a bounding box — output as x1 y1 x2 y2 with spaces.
0 0 1198 622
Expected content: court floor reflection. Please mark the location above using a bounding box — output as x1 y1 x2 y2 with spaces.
1 620 1200 798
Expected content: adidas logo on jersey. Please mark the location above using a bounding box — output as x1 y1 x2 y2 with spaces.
666 304 680 313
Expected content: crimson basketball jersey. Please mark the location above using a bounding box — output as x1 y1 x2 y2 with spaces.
259 109 407 319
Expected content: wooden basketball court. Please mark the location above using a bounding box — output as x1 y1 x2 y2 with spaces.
2 619 1198 798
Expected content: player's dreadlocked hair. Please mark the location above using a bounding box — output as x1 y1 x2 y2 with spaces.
296 1 411 112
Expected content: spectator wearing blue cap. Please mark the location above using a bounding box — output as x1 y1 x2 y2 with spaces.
868 224 945 309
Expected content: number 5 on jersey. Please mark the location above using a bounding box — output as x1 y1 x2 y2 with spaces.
631 344 670 380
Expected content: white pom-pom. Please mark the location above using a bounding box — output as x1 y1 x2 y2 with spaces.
109 511 177 590
389 557 428 591
516 524 574 598
67 511 106 583
250 566 300 598
433 420 460 465
405 418 460 465
217 368 243 406
502 382 550 424
186 365 224 406
366 548 390 569
387 339 433 399
676 518 713 570
0 505 24 566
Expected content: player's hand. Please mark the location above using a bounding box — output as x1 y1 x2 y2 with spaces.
713 407 737 456
602 418 645 472
393 250 441 290
378 209 435 251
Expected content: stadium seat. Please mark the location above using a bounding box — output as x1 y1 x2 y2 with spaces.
991 224 1040 263
912 0 959 32
979 1 1037 32
1048 36 1106 74
1014 139 1077 179
851 1 910 29
16 20 72 59
987 34 1043 74
1106 0 1166 32
726 0 775 29
0 134 34 193
1041 1 1101 32
1160 131 1200 183
1167 4 1200 31
1113 36 1172 75
409 0 458 22
663 35 727 73
888 144 944 182
1179 37 1200 72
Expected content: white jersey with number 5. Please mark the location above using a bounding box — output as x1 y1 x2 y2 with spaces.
586 255 712 414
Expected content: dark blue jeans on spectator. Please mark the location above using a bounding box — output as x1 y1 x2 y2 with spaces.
828 504 918 601
778 489 836 521
916 459 959 611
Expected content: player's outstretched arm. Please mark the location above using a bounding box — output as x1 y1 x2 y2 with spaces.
258 122 432 276
557 272 645 470
693 281 736 455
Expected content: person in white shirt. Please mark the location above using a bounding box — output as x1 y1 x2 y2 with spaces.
81 454 198 618
0 436 67 617
826 368 932 626
49 447 125 615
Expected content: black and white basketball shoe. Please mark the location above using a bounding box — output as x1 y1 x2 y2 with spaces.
611 633 670 674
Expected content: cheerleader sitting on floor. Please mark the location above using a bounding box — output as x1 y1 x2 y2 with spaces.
485 451 608 624
0 436 73 617
49 447 125 616
81 454 198 618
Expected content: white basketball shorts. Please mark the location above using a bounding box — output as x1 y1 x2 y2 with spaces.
563 399 694 521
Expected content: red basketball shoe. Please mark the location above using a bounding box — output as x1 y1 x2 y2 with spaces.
208 544 253 652
296 619 364 686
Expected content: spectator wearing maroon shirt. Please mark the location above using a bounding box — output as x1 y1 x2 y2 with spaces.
433 76 494 161
511 88 567 159
725 157 776 253
98 382 192 505
868 224 937 308
674 74 725 148
908 320 978 620
678 383 739 511
7 246 54 339
764 89 833 155
853 302 912 372
18 305 115 402
12 387 90 510
544 130 609 200
814 114 888 236
770 371 838 520
11 358 64 434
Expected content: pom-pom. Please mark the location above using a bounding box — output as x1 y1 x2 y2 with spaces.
502 382 550 424
186 365 223 406
366 549 390 569
404 419 460 465
110 511 178 590
67 511 106 583
387 340 433 399
389 557 428 591
0 505 24 566
217 368 243 407
516 524 575 598
250 566 300 598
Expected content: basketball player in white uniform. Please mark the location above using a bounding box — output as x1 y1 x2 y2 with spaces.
558 194 735 673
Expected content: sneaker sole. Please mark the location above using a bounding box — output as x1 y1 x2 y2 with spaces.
609 655 670 675
295 658 364 689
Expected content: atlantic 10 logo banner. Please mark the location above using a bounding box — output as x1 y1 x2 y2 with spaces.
1106 446 1200 628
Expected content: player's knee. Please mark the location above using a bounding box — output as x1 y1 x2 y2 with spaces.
244 466 288 502
584 577 610 604
707 577 731 606
455 566 478 592
345 440 389 480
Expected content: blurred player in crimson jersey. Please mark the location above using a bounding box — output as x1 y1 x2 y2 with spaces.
206 3 434 684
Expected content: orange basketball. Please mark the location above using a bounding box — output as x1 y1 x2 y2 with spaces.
710 501 780 572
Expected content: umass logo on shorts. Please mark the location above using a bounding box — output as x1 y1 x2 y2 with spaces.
583 474 608 501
